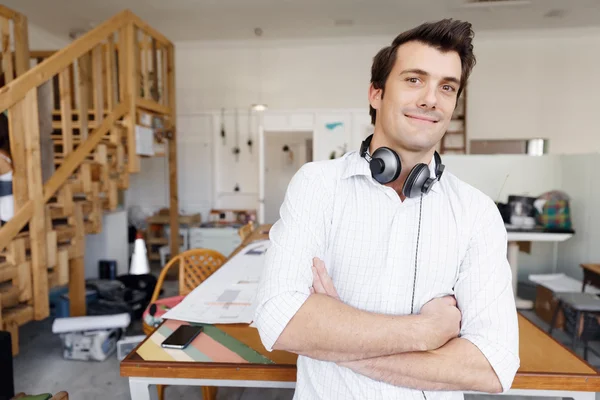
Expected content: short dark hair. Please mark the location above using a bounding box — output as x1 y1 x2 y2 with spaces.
369 19 476 124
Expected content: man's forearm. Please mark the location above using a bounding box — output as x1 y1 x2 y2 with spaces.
338 338 503 393
273 294 431 362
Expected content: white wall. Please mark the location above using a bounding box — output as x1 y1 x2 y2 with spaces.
174 27 600 154
28 22 70 50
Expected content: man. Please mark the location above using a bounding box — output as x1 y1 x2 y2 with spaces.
254 19 519 399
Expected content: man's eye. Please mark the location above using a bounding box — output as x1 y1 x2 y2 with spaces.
442 85 456 92
406 77 420 84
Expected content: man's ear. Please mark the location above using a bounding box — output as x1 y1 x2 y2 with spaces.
369 84 383 111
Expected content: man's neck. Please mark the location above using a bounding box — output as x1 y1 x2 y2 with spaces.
368 133 435 201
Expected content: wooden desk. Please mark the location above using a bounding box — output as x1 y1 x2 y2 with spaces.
581 263 600 292
122 225 600 400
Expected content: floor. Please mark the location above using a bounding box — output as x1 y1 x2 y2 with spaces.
11 281 600 399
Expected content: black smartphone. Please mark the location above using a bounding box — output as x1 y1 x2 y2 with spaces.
161 325 204 349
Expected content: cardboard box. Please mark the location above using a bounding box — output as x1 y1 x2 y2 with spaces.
534 284 564 330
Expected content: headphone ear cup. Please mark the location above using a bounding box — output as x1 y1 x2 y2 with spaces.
402 164 430 198
371 147 401 184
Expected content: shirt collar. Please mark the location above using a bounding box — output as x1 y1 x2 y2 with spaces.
342 149 443 194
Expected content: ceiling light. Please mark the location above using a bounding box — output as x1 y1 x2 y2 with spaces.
251 103 268 112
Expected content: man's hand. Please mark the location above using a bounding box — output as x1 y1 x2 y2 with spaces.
310 257 340 300
420 295 462 350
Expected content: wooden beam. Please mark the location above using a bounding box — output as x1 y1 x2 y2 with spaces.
43 102 128 203
29 50 58 59
136 97 171 116
59 68 73 154
68 204 86 317
151 39 159 102
12 13 30 77
161 45 168 106
0 5 17 20
21 88 49 320
125 23 140 173
1 16 14 83
167 44 179 259
0 202 32 252
129 12 171 47
106 35 116 109
77 53 91 140
92 45 104 126
0 10 130 112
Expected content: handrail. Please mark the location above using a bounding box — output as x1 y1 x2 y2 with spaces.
0 5 17 20
43 102 128 203
0 102 128 250
0 10 131 112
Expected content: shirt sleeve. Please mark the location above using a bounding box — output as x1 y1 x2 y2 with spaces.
254 163 332 352
454 197 520 393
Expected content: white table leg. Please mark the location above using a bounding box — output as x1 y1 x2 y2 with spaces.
129 378 159 400
507 241 533 309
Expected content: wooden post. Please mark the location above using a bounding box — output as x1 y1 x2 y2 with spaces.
59 68 74 154
12 12 30 78
92 45 104 126
126 22 140 173
0 16 14 83
106 34 116 110
167 44 179 259
77 53 91 140
20 89 49 320
68 203 85 317
151 38 159 102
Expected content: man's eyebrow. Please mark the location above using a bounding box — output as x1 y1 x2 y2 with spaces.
400 68 460 85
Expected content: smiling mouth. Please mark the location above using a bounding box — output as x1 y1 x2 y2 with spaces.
405 114 438 123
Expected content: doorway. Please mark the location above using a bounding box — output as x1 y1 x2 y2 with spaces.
262 131 313 224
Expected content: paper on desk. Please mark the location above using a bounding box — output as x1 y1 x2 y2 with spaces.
162 240 270 324
529 273 600 294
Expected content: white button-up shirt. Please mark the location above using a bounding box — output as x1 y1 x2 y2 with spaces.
254 150 520 400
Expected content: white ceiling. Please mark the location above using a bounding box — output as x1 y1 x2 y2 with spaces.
4 0 600 43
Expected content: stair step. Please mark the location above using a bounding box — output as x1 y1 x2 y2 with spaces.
0 284 21 309
52 121 100 130
0 262 17 283
51 137 119 147
52 109 109 117
48 200 94 219
3 304 34 326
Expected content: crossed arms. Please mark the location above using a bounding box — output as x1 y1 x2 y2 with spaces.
253 165 520 394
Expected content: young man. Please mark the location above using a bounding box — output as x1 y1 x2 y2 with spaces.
254 19 519 399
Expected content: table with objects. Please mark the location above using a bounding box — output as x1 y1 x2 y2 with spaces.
121 225 599 400
507 229 574 309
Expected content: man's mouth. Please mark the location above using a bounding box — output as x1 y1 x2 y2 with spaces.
405 114 438 123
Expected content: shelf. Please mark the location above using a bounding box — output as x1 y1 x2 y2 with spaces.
147 213 201 225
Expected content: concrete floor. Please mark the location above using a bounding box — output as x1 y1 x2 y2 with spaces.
11 282 600 399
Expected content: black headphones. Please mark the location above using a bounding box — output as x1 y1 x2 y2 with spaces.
359 134 445 198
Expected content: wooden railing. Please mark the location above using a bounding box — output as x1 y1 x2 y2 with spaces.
0 5 30 84
0 8 178 336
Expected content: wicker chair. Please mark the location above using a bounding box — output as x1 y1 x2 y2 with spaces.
238 221 254 241
143 248 227 400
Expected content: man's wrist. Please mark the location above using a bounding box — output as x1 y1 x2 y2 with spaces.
397 314 431 353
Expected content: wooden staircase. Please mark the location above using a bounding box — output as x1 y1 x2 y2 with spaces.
0 5 180 355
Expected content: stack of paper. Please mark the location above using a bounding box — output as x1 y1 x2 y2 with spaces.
162 240 270 324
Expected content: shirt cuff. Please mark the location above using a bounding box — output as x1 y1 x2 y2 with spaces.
254 291 310 352
460 333 520 393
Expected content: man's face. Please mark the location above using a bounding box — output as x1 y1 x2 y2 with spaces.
370 41 462 152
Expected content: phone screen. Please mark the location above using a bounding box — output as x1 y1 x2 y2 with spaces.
161 325 204 349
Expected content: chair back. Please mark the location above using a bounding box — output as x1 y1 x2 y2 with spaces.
177 249 227 296
149 248 228 304
238 221 254 242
